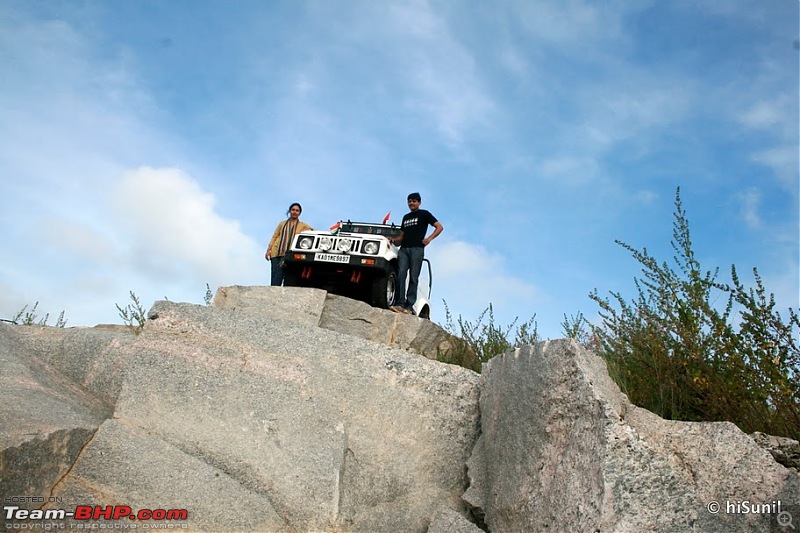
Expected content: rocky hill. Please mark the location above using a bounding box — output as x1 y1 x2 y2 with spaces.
1 286 798 532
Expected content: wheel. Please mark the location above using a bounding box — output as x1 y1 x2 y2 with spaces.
283 268 302 287
418 305 430 320
370 271 396 309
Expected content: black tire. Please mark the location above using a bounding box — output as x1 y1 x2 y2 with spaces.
370 271 396 309
418 305 430 320
283 268 302 287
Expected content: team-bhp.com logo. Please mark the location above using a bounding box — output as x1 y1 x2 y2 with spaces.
5 505 188 522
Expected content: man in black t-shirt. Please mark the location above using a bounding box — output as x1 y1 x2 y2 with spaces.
391 192 443 314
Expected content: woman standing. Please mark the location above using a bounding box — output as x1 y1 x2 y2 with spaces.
265 202 313 286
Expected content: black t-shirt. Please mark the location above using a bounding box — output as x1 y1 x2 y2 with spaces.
400 209 438 247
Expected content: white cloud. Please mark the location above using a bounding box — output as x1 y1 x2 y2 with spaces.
425 240 539 325
110 166 263 283
387 0 496 146
430 241 496 277
39 217 117 265
750 146 798 190
739 99 787 131
0 9 268 323
537 156 601 185
738 188 762 229
513 0 630 49
734 73 798 190
635 190 659 205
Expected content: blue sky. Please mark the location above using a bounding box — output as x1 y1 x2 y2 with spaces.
1 0 797 339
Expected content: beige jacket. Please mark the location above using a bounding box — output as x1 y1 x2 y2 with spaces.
266 219 313 259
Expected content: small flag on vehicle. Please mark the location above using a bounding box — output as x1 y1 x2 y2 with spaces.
330 221 342 233
382 211 391 224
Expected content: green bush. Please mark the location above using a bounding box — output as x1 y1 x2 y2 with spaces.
440 300 538 372
116 291 147 334
6 302 67 327
590 188 799 439
561 311 592 346
204 283 214 306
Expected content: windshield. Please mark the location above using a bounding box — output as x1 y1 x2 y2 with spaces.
341 223 402 239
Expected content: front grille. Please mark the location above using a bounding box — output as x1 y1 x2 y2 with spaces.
311 235 363 254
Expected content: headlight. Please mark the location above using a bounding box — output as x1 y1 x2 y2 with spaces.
298 236 314 250
363 241 379 254
319 236 333 251
337 238 353 252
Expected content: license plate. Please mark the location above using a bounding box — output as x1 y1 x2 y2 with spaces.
316 253 350 264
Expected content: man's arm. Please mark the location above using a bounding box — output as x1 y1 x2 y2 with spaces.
422 221 443 246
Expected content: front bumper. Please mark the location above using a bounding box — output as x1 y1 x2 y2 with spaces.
284 251 393 272
283 252 395 288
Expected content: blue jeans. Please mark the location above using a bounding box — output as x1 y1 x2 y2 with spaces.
270 257 285 286
396 247 424 309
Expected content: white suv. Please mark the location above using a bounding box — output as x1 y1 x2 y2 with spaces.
282 221 432 318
